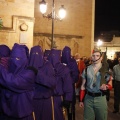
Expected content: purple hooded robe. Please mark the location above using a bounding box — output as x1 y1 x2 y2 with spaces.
29 46 56 120
48 49 73 120
0 43 36 120
0 45 11 116
61 46 79 120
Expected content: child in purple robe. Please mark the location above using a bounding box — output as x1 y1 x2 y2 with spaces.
0 43 36 120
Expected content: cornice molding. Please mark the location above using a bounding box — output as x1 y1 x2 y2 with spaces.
34 32 83 39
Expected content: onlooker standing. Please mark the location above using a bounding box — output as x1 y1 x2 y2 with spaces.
74 53 85 97
113 58 119 68
113 57 120 113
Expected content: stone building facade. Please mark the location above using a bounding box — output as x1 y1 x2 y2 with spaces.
34 0 95 57
0 0 95 57
0 0 35 49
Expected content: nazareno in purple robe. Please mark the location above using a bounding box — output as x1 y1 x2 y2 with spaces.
0 43 36 120
48 49 73 120
0 45 11 117
29 45 56 120
61 46 79 120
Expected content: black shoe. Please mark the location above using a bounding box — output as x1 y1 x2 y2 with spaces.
113 110 119 113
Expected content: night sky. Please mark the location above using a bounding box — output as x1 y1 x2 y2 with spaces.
95 0 120 41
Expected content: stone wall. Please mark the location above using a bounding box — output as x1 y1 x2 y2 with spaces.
34 0 95 57
0 0 35 49
0 0 95 57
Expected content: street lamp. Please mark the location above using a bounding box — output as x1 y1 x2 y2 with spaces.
39 0 66 49
97 39 103 49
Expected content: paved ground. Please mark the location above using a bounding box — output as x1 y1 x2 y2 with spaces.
66 89 120 120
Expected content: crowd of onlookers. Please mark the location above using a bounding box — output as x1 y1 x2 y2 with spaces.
74 53 119 98
74 54 119 72
75 54 119 71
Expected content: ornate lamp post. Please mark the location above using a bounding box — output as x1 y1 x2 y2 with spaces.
39 0 66 49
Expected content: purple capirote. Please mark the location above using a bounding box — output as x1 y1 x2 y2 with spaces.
61 46 79 83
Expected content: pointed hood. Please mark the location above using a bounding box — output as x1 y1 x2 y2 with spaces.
48 49 61 67
61 46 71 64
9 43 28 73
0 44 11 69
0 45 11 57
29 45 44 69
